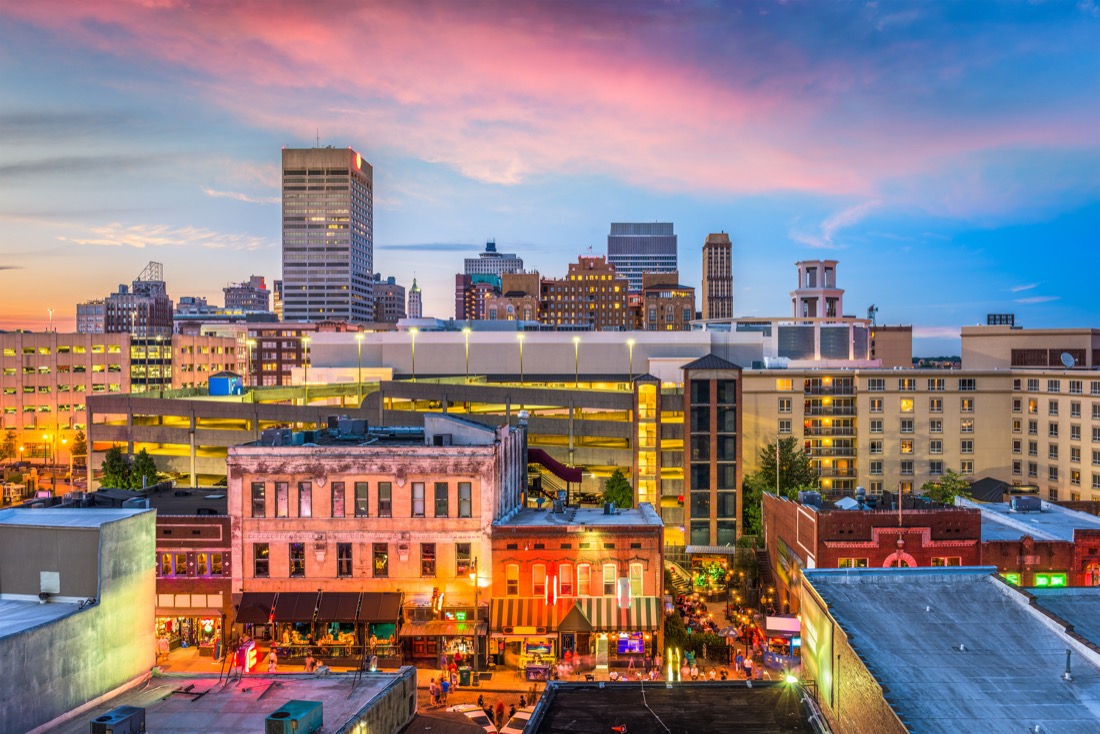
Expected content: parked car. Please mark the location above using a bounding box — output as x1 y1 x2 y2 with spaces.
446 704 497 732
499 706 535 733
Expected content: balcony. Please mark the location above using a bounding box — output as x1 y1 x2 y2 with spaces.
815 468 858 478
804 427 856 437
805 447 858 458
804 407 857 417
804 386 856 396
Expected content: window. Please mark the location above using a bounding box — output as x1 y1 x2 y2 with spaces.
1094 474 1100 490
337 543 353 577
929 398 943 413
901 418 914 434
930 419 943 434
559 563 574 596
533 564 547 596
456 543 472 576
289 543 305 577
1094 450 1100 466
778 419 792 434
298 481 312 518
275 482 289 517
1049 400 1059 417
1029 399 1038 415
961 460 974 475
930 439 942 454
838 558 868 568
1048 466 1059 482
960 398 974 413
1013 439 1022 454
867 378 885 391
1029 420 1038 436
1049 423 1059 438
900 398 914 413
901 460 914 476
630 563 644 597
870 398 883 413
932 557 961 566
778 398 792 413
1070 380 1083 395
506 564 520 595
577 564 591 596
1029 461 1038 478
412 483 425 518
434 482 449 517
331 482 346 517
961 419 974 433
421 543 436 576
870 440 883 455
961 439 974 454
1013 460 1022 475
870 419 883 434
1013 398 1022 413
930 460 944 476
1012 419 1022 433
1095 427 1100 443
1027 378 1039 392
1049 444 1059 460
254 543 269 577
602 564 617 596
776 378 794 391
958 379 976 392
928 378 944 391
870 460 883 475
1047 379 1061 393
898 378 915 391
1071 469 1081 486
373 543 389 578
1095 404 1100 420
251 482 266 517
1071 447 1081 463
458 482 472 518
1071 402 1081 418
378 482 392 518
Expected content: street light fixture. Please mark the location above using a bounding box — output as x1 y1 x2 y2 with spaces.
355 333 365 405
516 333 525 384
462 327 471 382
626 338 636 381
572 336 580 388
409 328 419 381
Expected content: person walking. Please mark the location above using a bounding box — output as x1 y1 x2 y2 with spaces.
440 676 450 705
495 700 505 730
744 656 753 679
265 646 278 673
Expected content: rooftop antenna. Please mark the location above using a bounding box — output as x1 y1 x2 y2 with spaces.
316 128 320 147
867 304 878 326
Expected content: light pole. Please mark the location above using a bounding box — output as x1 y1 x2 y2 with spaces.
517 333 525 383
572 336 580 388
462 327 471 382
409 328 419 381
301 336 311 385
626 338 636 381
469 557 480 682
355 333 365 404
62 437 72 485
245 338 257 387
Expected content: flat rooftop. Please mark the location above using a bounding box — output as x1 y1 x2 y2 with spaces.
47 672 409 734
804 567 1100 733
0 598 81 640
532 682 813 733
964 499 1100 542
1030 587 1100 649
0 507 149 528
495 503 663 529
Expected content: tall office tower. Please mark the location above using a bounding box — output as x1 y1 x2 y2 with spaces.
223 275 271 312
281 147 374 323
464 240 524 277
272 280 284 320
407 278 423 319
606 222 678 293
373 274 407 323
701 233 733 319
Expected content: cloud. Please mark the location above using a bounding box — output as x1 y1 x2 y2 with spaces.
0 110 132 142
0 265 24 271
1014 295 1060 304
378 243 480 252
58 222 274 251
913 326 961 339
1010 283 1038 292
202 187 279 205
0 154 156 180
791 200 881 249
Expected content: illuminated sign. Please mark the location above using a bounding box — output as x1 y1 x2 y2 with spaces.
1034 573 1067 587
456 611 467 621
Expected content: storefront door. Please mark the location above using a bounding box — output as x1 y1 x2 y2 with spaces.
595 635 609 669
560 633 575 656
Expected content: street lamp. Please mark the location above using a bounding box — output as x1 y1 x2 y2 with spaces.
462 327 471 382
572 336 580 388
355 333 365 404
62 437 72 485
626 338 636 381
409 328 419 381
301 336 311 385
516 333 525 383
245 338 257 387
469 557 481 682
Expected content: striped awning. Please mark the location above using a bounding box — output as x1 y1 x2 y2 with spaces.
490 598 572 634
574 597 662 632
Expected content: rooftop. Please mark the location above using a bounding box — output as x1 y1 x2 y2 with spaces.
531 682 814 733
963 499 1100 542
48 672 411 734
495 503 664 529
803 567 1100 733
1029 587 1100 649
0 598 82 640
0 507 149 528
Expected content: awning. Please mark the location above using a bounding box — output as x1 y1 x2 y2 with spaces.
557 603 594 632
398 620 487 638
358 592 403 623
574 597 662 632
685 545 739 556
765 616 801 636
490 598 572 633
317 592 361 623
235 592 276 625
274 592 319 622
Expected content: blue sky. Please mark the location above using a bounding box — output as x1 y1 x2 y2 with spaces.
0 0 1097 355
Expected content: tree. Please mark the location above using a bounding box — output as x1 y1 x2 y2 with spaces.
741 437 818 534
920 469 972 505
601 468 634 509
100 446 132 489
663 608 689 651
131 448 159 489
1 429 16 466
71 430 87 467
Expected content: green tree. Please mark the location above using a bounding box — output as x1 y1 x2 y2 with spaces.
131 448 159 489
741 437 817 534
100 446 132 489
920 469 972 505
71 430 87 467
601 468 634 509
663 608 689 651
1 429 16 466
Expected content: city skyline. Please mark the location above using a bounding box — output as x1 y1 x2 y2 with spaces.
0 1 1097 355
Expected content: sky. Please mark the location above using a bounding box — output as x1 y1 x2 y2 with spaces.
0 0 1097 356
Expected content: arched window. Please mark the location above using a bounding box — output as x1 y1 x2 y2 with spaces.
559 563 574 596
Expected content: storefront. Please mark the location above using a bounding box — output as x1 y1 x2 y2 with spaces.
398 612 486 664
490 598 571 674
569 598 662 668
762 615 801 671
156 615 222 656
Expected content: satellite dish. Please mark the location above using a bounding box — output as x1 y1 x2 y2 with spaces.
1060 352 1076 369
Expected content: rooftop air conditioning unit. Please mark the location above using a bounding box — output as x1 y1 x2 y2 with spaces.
265 700 323 734
90 705 146 734
1011 496 1042 513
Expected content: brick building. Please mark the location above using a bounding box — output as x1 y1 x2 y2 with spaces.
489 503 664 672
540 256 629 331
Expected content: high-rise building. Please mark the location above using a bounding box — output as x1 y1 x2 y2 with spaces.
408 278 423 319
702 233 733 320
455 274 500 321
606 222 678 293
541 256 629 330
373 274 407 323
78 261 173 338
76 300 105 334
464 240 524 277
272 280 284 321
281 147 374 323
223 275 271 312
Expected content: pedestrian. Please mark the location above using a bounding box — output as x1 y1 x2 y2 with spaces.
519 694 527 708
428 678 438 706
735 651 744 672
509 704 517 720
265 646 278 673
708 667 717 680
680 661 689 680
495 700 505 729
690 663 699 680
304 652 317 673
440 675 450 704
744 657 753 678
654 652 662 671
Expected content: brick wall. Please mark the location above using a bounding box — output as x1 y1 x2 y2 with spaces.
824 629 907 734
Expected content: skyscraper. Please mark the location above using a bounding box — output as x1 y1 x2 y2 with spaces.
407 278 423 319
702 232 733 319
281 147 374 322
223 275 271 313
606 222 678 293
